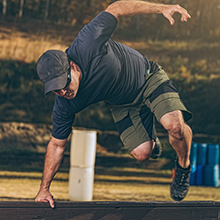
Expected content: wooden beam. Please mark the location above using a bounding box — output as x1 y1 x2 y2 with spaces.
0 201 220 220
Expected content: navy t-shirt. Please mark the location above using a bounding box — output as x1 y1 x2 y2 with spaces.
52 11 152 139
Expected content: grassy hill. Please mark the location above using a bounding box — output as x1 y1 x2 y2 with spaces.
0 18 220 140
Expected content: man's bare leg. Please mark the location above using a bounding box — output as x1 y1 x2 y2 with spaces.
130 140 155 161
160 110 192 201
160 110 192 168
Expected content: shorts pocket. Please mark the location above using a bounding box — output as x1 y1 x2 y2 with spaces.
111 108 135 141
149 92 192 122
111 107 129 123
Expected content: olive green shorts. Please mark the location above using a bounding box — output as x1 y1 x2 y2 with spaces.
110 68 192 152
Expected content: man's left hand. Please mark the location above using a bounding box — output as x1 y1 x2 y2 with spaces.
162 4 191 25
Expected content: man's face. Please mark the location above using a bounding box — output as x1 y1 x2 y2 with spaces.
54 62 82 100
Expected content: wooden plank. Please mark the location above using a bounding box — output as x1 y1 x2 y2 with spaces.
0 201 220 220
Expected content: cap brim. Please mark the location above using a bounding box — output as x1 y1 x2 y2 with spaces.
44 70 68 95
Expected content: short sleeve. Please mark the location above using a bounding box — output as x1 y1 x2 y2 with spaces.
66 11 118 70
52 96 75 140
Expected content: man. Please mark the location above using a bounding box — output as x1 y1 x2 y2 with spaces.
35 1 192 208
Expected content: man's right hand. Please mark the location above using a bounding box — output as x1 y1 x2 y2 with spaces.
35 137 67 209
35 189 55 208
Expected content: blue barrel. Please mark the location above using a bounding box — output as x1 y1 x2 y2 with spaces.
190 143 198 165
189 164 197 186
196 165 204 185
197 143 207 165
204 164 219 187
207 144 219 165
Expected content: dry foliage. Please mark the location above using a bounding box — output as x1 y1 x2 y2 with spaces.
0 168 219 202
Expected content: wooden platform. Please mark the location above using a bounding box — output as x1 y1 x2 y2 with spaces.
0 201 220 220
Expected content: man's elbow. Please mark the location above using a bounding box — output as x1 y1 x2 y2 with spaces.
105 2 121 20
49 136 67 151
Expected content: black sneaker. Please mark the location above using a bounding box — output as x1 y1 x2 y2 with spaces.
151 137 162 159
170 158 191 201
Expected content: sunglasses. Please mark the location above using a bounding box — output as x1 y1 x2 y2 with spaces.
54 69 71 93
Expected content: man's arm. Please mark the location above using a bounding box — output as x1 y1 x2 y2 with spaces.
35 136 67 208
105 1 191 25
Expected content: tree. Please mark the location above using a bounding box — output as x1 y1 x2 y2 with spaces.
19 0 25 18
44 0 50 21
2 0 7 15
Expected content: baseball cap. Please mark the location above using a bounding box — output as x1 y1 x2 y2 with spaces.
37 50 70 95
